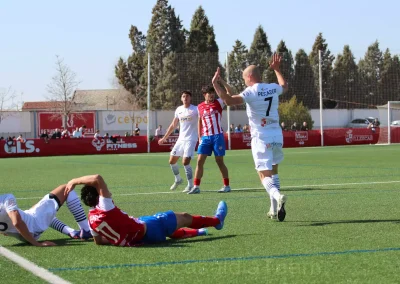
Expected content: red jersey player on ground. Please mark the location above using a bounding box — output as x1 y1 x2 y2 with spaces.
187 85 231 194
64 174 228 246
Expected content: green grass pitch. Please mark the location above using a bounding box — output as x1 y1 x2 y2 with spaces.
0 145 399 283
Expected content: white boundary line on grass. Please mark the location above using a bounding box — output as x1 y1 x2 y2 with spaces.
0 246 71 284
16 180 400 200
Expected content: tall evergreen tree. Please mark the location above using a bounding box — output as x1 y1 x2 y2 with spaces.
309 33 335 100
292 49 318 108
144 0 186 109
380 50 400 103
226 40 248 94
184 6 220 105
358 41 383 106
248 26 272 77
332 45 359 108
115 25 147 108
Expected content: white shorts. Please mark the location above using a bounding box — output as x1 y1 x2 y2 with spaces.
170 140 196 158
24 194 59 235
251 136 284 171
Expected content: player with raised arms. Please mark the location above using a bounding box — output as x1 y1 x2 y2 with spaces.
65 174 228 246
211 54 288 221
158 91 198 193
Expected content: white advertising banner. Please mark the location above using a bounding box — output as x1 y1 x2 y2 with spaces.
101 111 148 131
0 111 31 132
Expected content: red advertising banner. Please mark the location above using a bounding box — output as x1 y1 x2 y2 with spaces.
0 137 148 158
1 128 399 158
37 112 96 136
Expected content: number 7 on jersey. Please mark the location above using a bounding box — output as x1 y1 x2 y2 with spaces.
264 97 273 116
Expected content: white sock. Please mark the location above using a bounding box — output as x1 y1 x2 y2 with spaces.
170 163 181 182
66 190 90 231
184 165 193 187
270 174 280 212
262 177 281 202
50 218 75 235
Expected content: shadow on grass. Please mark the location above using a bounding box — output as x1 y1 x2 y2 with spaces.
9 238 90 247
138 234 237 248
282 187 353 192
294 219 400 226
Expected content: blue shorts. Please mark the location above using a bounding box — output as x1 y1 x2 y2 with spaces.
138 210 177 243
197 133 226 156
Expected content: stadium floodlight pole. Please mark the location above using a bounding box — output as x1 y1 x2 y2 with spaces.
319 50 324 147
226 52 231 150
147 53 151 153
388 101 391 145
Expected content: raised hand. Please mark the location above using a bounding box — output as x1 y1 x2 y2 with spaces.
212 67 221 84
269 53 282 71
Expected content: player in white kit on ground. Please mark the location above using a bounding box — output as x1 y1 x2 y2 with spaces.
211 53 289 221
0 183 91 246
158 91 199 193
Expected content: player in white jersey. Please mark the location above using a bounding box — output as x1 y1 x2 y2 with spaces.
158 91 199 192
211 53 289 221
0 183 92 246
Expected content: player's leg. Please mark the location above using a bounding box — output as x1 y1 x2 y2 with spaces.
174 200 228 231
267 164 279 219
181 140 196 193
169 155 182 190
188 136 212 194
252 137 286 222
169 228 208 239
213 134 230 193
49 184 92 238
49 217 80 239
272 140 286 221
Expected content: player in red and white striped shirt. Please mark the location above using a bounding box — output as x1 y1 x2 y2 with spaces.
187 86 231 194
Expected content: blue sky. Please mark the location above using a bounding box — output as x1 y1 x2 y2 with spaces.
1 0 399 103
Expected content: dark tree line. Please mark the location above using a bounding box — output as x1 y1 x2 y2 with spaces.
116 0 400 110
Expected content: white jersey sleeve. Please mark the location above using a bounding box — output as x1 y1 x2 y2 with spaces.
97 196 115 211
217 98 225 109
239 83 283 138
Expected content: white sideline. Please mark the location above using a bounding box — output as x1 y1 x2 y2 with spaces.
15 180 400 200
0 246 71 284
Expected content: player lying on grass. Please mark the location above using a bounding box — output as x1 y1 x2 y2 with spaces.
0 185 92 247
64 174 228 246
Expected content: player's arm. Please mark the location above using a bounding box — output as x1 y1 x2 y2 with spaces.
93 235 110 245
212 67 244 106
197 115 202 142
66 175 111 198
158 117 179 145
7 210 55 247
270 53 288 93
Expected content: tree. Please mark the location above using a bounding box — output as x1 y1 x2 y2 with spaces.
248 25 272 77
144 0 186 109
184 6 221 105
0 87 18 124
46 55 81 128
279 96 313 129
292 49 318 108
358 41 383 106
276 41 294 102
115 25 147 109
226 40 248 93
309 33 335 100
380 50 400 103
331 45 359 108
